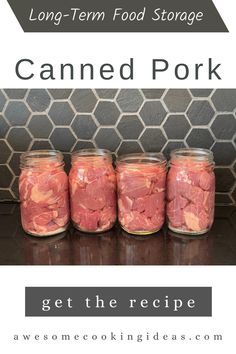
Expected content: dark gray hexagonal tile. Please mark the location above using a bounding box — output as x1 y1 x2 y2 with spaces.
187 100 215 125
73 141 95 152
233 161 236 174
4 89 27 99
231 214 236 233
94 101 120 125
186 128 214 149
48 89 72 99
0 202 16 212
11 177 19 200
164 89 191 112
140 128 167 152
139 101 167 126
0 166 13 188
49 102 75 125
7 128 32 151
215 193 233 205
117 141 143 156
4 101 30 126
141 89 165 99
50 128 76 152
96 89 118 99
163 114 190 139
212 89 236 111
0 115 10 138
9 152 21 176
211 142 236 166
0 90 6 112
230 209 236 227
116 89 143 112
190 89 213 97
215 168 235 192
28 115 53 138
117 115 144 139
26 89 51 112
95 128 121 152
70 89 97 112
162 141 186 160
232 186 236 204
0 140 12 164
0 189 13 200
31 140 53 150
71 115 97 139
211 114 236 140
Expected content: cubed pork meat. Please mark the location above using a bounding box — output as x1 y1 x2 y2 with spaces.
117 163 166 233
69 156 117 232
19 162 70 236
167 162 215 234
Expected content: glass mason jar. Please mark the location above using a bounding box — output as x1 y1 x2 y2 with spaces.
167 148 215 235
19 150 70 237
116 153 167 235
69 149 117 233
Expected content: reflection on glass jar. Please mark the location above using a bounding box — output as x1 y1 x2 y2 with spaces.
118 229 165 265
167 148 215 235
116 153 167 235
69 149 117 233
166 230 213 265
19 150 70 237
23 232 71 265
71 228 118 265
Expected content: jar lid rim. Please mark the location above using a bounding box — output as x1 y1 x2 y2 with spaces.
170 148 214 162
117 152 166 165
20 149 63 160
20 150 64 168
72 148 112 157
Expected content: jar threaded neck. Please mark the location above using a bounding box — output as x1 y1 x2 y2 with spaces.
20 150 64 169
72 148 112 163
117 152 167 167
170 148 214 165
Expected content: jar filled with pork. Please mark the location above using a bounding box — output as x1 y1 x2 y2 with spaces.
69 149 117 233
167 148 215 235
19 150 70 237
116 153 167 235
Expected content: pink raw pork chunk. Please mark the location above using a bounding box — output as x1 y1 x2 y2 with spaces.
69 158 117 232
117 163 166 233
183 204 209 232
19 163 69 236
167 163 215 234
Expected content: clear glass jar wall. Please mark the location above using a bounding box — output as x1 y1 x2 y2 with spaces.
166 148 215 235
69 149 117 233
19 150 70 237
116 153 167 235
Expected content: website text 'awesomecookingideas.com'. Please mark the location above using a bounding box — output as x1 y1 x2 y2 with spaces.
12 331 223 343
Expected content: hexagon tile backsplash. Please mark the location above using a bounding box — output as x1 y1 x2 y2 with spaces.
0 88 236 205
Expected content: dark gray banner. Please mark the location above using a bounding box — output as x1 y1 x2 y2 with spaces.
25 287 212 316
7 0 228 32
